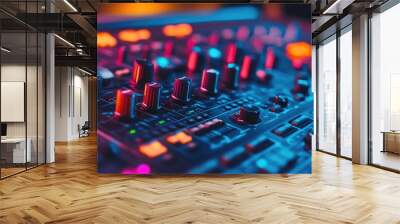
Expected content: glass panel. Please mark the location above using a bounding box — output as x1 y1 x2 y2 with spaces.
371 4 400 171
26 0 39 169
317 36 337 154
339 28 352 158
1 30 27 177
27 30 38 169
38 32 45 165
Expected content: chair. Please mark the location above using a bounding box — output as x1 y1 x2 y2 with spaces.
78 121 90 138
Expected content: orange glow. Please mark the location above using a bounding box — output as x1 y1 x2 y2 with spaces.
118 29 138 42
137 29 151 40
97 32 117 48
139 141 167 158
163 24 192 38
118 29 151 43
286 42 312 60
166 132 192 145
99 3 219 17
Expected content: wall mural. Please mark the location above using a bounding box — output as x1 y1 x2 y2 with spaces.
97 3 312 174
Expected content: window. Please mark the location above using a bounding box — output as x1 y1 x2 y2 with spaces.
339 27 352 158
0 1 46 179
317 35 337 154
371 3 400 171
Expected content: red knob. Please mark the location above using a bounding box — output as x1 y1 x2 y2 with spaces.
142 82 162 112
114 89 136 119
131 59 154 91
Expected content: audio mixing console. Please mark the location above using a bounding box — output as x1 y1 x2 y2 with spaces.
97 4 313 174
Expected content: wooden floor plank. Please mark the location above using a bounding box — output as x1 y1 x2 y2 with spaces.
1 136 400 224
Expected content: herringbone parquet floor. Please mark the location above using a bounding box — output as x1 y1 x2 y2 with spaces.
1 135 400 224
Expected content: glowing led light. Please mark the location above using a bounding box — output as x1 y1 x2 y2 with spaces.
139 141 167 158
136 164 151 174
156 57 170 68
208 48 221 59
265 48 275 69
163 23 192 38
1 47 11 53
256 158 268 168
137 29 151 40
54 34 75 48
166 132 192 145
221 28 234 40
63 0 78 12
118 29 151 43
118 29 139 42
97 32 117 48
121 163 151 174
286 41 312 60
115 68 130 77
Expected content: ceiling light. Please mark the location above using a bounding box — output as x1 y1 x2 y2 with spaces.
78 67 93 76
1 47 11 53
54 34 75 48
322 0 354 15
322 0 342 15
63 0 78 12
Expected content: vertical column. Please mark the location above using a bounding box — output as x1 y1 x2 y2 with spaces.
352 14 369 164
46 0 55 163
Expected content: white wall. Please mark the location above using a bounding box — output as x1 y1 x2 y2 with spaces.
1 63 46 163
54 67 89 141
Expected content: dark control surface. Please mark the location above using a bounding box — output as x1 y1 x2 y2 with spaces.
97 4 312 174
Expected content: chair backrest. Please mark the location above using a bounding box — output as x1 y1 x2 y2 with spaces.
82 121 90 129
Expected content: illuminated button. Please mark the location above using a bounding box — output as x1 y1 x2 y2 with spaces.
265 47 276 69
240 55 258 80
139 141 167 158
207 47 223 68
166 131 192 145
245 137 273 153
290 116 312 128
220 147 247 167
286 41 312 61
187 46 206 75
188 119 224 135
256 69 273 83
273 124 297 137
116 46 128 65
225 43 243 64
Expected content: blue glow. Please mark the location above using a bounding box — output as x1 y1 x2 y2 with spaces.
256 159 268 168
156 57 170 68
208 48 222 58
109 142 120 155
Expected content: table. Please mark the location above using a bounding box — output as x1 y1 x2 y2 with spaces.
1 138 31 163
382 131 400 154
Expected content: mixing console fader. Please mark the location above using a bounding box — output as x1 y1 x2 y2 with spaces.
97 4 313 174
